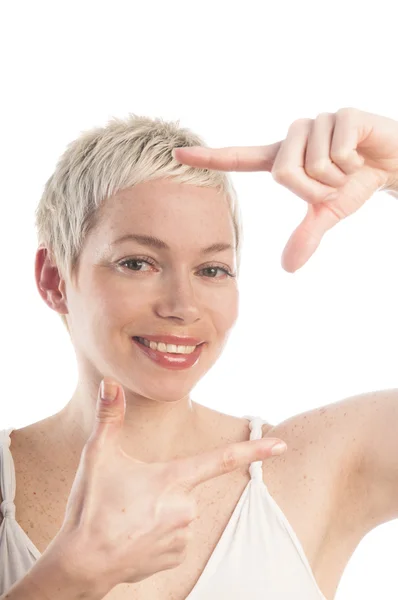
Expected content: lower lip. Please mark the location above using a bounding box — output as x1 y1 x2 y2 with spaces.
131 338 205 370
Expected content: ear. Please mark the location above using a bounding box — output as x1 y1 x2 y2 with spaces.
35 246 68 316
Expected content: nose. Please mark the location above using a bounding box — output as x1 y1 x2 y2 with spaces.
154 271 202 323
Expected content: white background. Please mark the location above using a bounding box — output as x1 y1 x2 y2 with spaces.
1 1 398 597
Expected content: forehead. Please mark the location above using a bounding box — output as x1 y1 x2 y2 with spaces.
97 178 235 243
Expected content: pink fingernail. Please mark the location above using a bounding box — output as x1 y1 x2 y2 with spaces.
271 442 287 455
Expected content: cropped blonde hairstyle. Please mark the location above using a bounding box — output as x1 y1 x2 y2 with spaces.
35 114 244 334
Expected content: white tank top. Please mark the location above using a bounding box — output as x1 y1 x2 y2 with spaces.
0 419 327 598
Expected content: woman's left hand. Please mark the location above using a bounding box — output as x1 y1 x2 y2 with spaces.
173 108 398 272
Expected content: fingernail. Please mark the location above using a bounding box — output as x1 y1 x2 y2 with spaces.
271 442 287 455
100 380 118 403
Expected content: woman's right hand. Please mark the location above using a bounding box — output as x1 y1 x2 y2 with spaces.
43 378 287 592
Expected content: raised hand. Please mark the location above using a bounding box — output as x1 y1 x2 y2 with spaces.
173 108 398 272
43 378 287 593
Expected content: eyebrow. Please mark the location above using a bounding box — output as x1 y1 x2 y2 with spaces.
110 233 234 255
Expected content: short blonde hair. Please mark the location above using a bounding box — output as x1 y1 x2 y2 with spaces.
35 114 244 333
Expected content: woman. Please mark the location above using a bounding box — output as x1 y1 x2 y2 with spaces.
1 108 397 600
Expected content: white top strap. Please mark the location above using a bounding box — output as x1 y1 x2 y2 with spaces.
0 428 16 519
243 416 268 481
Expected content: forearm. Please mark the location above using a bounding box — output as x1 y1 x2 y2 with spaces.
0 549 113 600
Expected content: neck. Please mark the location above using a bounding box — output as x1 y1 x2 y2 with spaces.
56 379 211 464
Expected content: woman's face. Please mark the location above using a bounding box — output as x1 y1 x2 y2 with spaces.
64 178 239 403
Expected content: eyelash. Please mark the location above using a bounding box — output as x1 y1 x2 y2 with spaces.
117 256 236 279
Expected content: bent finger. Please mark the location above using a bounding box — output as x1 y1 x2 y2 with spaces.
331 109 368 175
272 120 336 204
305 113 349 187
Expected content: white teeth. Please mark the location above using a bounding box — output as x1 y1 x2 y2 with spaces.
136 337 197 354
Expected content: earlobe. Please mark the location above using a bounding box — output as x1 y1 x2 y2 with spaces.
34 246 68 315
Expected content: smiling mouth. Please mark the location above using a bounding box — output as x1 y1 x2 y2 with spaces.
131 335 206 370
133 336 203 354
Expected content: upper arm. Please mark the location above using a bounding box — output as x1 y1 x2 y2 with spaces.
292 390 398 536
352 388 398 529
327 388 398 534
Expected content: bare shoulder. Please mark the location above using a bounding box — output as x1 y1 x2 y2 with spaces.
261 389 398 533
259 396 365 519
261 394 365 473
0 418 57 523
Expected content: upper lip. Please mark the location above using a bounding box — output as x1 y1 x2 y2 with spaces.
134 334 205 346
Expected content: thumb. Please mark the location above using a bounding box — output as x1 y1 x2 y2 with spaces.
281 167 385 272
90 378 126 448
281 203 337 272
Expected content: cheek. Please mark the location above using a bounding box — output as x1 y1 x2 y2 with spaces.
97 294 136 321
212 291 239 333
90 279 146 322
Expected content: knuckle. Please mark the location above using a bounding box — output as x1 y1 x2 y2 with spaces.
166 533 189 561
299 222 322 243
177 546 188 563
232 149 241 170
305 159 330 177
272 167 294 184
221 448 238 473
179 548 188 563
330 149 351 164
164 554 183 569
324 202 348 220
315 112 333 120
336 106 357 119
289 117 312 130
207 155 216 169
176 499 198 526
96 407 122 424
175 531 189 548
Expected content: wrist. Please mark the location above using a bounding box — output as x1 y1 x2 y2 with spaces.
21 539 114 600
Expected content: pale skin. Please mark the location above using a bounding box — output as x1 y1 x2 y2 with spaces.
174 107 398 273
3 107 398 599
36 177 246 464
4 151 288 596
40 107 398 464
173 106 398 529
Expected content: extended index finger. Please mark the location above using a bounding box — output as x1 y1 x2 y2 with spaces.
172 437 287 492
172 142 282 172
